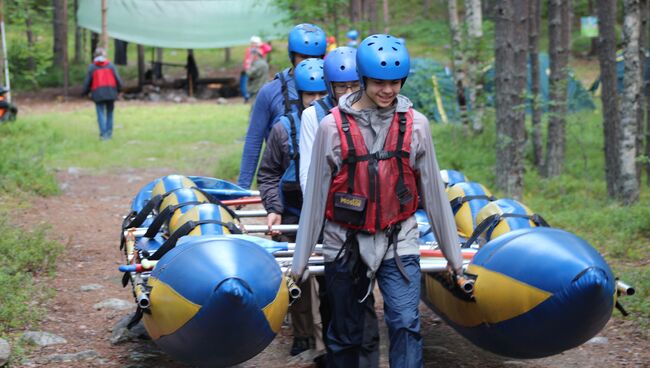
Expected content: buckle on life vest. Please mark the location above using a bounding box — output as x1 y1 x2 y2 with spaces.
332 192 367 227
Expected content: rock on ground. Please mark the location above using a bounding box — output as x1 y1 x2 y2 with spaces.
0 338 10 366
22 331 67 346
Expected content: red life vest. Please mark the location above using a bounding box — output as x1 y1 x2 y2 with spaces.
325 107 419 233
90 60 117 92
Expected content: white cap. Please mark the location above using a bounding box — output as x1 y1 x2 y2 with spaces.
250 36 262 45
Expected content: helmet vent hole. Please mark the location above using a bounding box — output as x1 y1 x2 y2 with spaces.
304 41 309 44
368 42 375 46
310 77 315 80
395 61 400 66
380 61 387 66
340 66 346 70
378 47 383 51
315 42 319 45
392 47 398 51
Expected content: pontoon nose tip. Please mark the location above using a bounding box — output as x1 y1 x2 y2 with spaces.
214 277 252 302
572 266 614 300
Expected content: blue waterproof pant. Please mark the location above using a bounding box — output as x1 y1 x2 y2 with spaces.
95 100 114 139
325 255 422 368
240 71 250 101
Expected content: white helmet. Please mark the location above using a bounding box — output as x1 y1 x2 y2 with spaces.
250 36 262 45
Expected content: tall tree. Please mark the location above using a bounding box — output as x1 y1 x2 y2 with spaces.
529 0 543 167
364 0 378 34
74 0 82 63
619 0 642 204
464 0 484 132
447 0 468 127
382 0 389 33
52 0 67 69
350 0 362 24
638 0 648 184
544 0 571 177
494 0 530 198
596 0 622 198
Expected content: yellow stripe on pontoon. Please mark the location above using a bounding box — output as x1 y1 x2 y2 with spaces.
261 279 289 333
424 264 552 327
143 277 201 340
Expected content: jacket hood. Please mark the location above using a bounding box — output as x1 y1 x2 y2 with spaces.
338 91 413 117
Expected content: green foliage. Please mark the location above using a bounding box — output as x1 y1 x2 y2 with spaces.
0 119 60 196
0 217 62 331
7 41 52 88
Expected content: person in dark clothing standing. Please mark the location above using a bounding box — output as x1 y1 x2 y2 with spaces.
82 48 123 140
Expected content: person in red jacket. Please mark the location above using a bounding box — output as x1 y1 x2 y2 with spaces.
82 48 123 140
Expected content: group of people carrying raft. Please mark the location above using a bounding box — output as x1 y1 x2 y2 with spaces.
236 23 464 368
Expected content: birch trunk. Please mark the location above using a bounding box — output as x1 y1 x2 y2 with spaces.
465 0 484 133
448 0 468 127
494 0 530 199
619 0 642 204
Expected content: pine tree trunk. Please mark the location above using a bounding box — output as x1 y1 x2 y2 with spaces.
137 44 145 87
382 0 390 34
74 0 82 64
465 0 484 133
638 0 647 184
52 0 67 69
447 0 468 127
350 0 362 24
544 0 571 177
597 0 622 198
494 0 530 199
619 0 642 204
529 0 543 167
366 0 377 34
24 4 36 71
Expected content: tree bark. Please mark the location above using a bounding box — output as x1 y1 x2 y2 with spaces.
544 0 571 177
597 0 622 198
52 0 68 69
225 47 231 63
494 0 530 199
101 0 108 50
448 0 468 127
350 0 362 24
366 0 378 34
382 0 390 34
137 44 145 87
529 0 543 167
464 0 484 133
424 0 432 17
74 0 82 63
619 0 642 204
24 2 36 71
638 0 647 184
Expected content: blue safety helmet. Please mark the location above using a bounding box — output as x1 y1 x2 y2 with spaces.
356 34 410 84
294 58 326 93
324 47 358 98
346 29 359 40
288 23 327 63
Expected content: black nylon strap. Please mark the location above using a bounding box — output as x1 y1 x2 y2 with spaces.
142 200 205 238
462 212 550 248
340 112 357 194
450 194 496 214
393 112 413 208
123 195 163 230
148 219 242 261
191 187 241 221
316 98 331 115
388 224 410 282
278 72 302 116
287 114 301 181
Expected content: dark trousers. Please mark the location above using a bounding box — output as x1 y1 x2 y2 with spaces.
325 255 422 368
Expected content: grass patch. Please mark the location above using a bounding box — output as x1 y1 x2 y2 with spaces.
0 217 63 332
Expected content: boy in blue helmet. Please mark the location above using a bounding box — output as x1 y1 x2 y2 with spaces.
346 29 359 48
237 23 327 190
292 35 463 367
257 58 328 358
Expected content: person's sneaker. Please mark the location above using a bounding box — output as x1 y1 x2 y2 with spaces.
289 337 310 356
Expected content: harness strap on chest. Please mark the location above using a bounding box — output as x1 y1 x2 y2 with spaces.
278 72 302 116
462 212 550 248
287 114 300 179
340 113 357 194
393 113 413 209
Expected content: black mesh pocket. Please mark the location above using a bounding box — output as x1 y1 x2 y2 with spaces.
281 181 303 209
332 192 367 226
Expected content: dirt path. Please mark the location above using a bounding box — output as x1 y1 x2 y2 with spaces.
13 169 649 368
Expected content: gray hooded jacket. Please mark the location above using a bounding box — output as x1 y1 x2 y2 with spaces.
291 92 462 280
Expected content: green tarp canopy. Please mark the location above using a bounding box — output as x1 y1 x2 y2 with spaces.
77 0 290 49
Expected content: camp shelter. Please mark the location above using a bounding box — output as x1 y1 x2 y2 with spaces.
76 0 289 49
483 53 596 114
